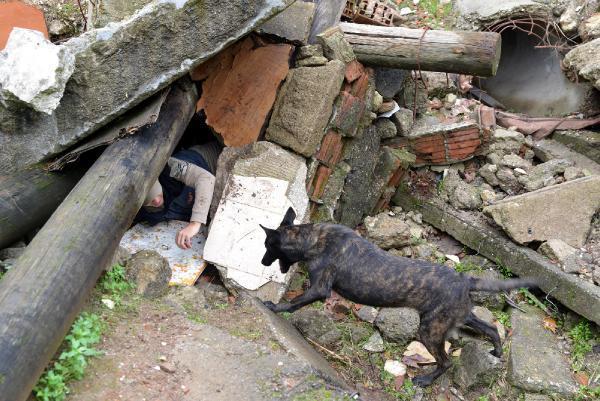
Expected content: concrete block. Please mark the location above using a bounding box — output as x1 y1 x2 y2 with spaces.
258 1 315 44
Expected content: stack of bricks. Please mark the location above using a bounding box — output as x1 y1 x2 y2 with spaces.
342 0 399 27
306 59 375 221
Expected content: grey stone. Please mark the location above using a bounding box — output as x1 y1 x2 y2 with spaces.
485 176 600 248
489 129 525 156
0 28 75 115
363 331 385 353
455 0 552 30
421 71 457 99
375 118 397 139
392 187 600 325
580 13 600 40
374 307 420 344
559 5 579 34
307 0 346 45
443 170 482 210
563 166 586 181
0 0 293 173
312 162 351 223
197 281 229 305
390 108 414 136
258 1 314 43
496 167 523 195
289 308 342 348
479 164 499 186
466 269 505 310
364 212 413 250
335 126 382 227
297 44 324 59
453 340 502 390
508 304 579 396
265 61 345 157
564 38 600 91
296 56 328 67
92 0 154 28
356 306 379 324
374 68 408 99
367 147 416 214
533 138 600 176
501 154 532 170
400 77 427 116
126 250 171 298
108 245 131 269
316 27 355 63
0 247 25 261
517 159 574 192
538 239 582 274
523 394 553 401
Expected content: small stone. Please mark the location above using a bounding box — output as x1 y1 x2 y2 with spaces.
479 164 499 186
372 91 384 112
289 308 342 348
363 331 385 352
446 254 460 264
297 44 323 59
501 154 532 170
159 362 176 373
356 305 379 323
296 56 328 67
563 166 585 181
377 100 397 114
454 340 502 390
538 239 580 273
390 108 414 136
101 298 115 310
375 118 397 139
513 168 528 176
480 189 497 205
364 213 413 249
375 308 420 343
496 167 522 195
443 170 483 210
518 159 574 192
126 250 171 298
384 360 407 376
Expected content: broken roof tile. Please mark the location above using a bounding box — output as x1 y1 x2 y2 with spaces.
0 1 48 50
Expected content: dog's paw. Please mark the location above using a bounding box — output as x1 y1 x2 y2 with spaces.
412 375 433 387
490 349 502 358
263 301 277 311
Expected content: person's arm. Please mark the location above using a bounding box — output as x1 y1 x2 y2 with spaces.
167 157 216 249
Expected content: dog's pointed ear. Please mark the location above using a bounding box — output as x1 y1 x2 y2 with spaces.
281 207 296 227
259 224 277 236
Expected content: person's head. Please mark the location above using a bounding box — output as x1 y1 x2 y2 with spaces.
144 180 164 208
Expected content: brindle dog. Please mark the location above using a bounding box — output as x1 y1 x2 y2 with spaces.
260 207 537 387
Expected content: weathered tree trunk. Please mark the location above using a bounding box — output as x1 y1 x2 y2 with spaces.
0 77 197 401
0 167 84 249
338 22 502 76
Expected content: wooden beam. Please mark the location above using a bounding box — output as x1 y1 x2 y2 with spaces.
0 77 197 401
0 166 84 249
338 22 502 77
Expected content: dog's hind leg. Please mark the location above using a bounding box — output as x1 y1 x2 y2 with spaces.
412 314 453 387
464 312 502 357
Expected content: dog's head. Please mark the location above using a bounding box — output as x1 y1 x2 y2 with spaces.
260 207 297 274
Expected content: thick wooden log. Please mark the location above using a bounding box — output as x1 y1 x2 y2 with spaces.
338 22 502 77
0 167 84 249
0 78 197 401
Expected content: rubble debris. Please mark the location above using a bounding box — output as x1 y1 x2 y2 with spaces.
265 60 346 156
363 331 384 352
120 220 207 286
454 0 552 31
257 1 315 44
440 169 482 210
484 176 600 247
564 38 600 92
508 304 579 396
553 130 600 164
0 28 75 115
307 0 346 44
387 121 489 166
517 159 574 192
538 239 584 274
533 138 600 176
203 142 308 302
355 305 379 323
383 360 407 377
0 0 294 173
453 340 502 390
393 186 600 324
580 12 600 41
342 0 400 27
338 22 501 76
316 26 356 64
91 0 153 29
496 111 600 140
125 250 172 298
295 44 328 67
374 307 420 343
0 0 48 49
390 107 414 136
364 211 416 250
194 37 293 147
369 148 416 214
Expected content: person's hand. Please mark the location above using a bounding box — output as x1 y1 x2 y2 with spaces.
176 221 201 249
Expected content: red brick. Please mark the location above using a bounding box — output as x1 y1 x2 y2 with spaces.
316 131 344 166
311 165 332 199
478 105 496 131
351 72 370 99
0 1 48 50
345 60 365 83
331 91 365 137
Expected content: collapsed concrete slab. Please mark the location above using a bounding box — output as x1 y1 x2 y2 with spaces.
265 60 346 157
0 0 293 173
257 0 315 44
553 130 600 164
392 187 600 325
533 138 600 175
0 28 75 115
483 176 600 248
564 38 600 92
508 304 578 396
204 142 308 303
454 0 552 30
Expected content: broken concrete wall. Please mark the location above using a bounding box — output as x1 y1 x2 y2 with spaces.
203 141 308 303
0 0 293 173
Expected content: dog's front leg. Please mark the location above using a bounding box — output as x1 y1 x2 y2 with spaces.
264 261 333 313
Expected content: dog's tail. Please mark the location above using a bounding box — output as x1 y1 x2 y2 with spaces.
469 277 538 292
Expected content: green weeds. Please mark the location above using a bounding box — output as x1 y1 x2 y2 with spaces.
454 261 483 274
569 321 594 370
381 371 416 401
98 264 134 305
575 385 600 401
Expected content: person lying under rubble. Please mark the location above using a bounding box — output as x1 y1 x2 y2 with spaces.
135 141 221 249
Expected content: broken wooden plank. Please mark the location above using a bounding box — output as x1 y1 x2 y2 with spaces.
338 22 501 76
0 166 84 249
194 37 293 147
392 187 600 325
0 78 197 401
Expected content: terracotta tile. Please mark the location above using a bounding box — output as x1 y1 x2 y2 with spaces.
311 165 332 199
331 91 365 137
316 131 344 166
351 72 370 99
345 60 365 83
0 1 48 50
